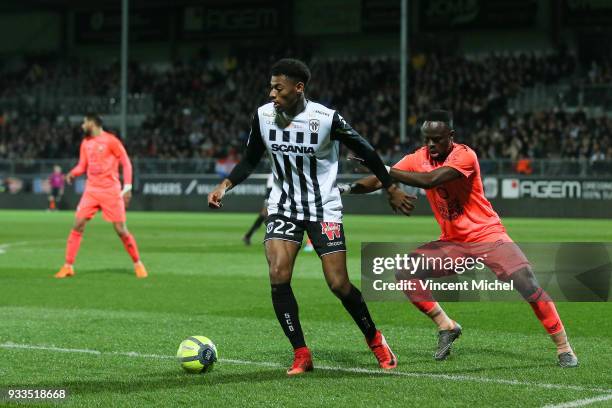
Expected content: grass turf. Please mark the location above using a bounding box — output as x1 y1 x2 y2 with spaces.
0 210 611 407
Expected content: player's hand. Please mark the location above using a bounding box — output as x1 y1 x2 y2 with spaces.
385 184 416 216
122 190 132 207
65 173 74 185
337 183 352 195
208 186 226 209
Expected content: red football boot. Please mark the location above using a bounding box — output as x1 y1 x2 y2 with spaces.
287 346 313 376
367 330 397 370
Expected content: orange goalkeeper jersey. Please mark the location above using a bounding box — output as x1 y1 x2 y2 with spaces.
70 131 132 193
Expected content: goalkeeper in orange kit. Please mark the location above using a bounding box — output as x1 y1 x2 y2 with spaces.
55 113 147 279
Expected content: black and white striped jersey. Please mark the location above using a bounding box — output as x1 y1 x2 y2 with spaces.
228 100 393 223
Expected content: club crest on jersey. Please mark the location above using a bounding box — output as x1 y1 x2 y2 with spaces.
321 222 341 240
309 119 320 133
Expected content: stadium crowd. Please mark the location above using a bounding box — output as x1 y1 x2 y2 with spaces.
1 51 611 166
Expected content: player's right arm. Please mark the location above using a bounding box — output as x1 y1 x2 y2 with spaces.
338 175 382 195
66 142 88 184
340 152 419 195
208 113 266 209
388 147 473 189
331 112 414 215
390 166 462 189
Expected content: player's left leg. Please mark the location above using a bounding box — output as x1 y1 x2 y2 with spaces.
309 221 396 369
396 242 462 360
483 237 578 367
101 192 147 278
112 222 147 278
319 251 397 369
508 267 577 367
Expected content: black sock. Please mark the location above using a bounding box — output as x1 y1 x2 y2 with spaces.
340 284 377 341
271 283 306 349
245 214 265 238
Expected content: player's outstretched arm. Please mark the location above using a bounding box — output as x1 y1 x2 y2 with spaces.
338 176 415 214
331 112 414 215
338 175 382 195
389 166 462 189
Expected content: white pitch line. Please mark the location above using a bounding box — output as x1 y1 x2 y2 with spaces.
1 342 611 395
542 393 612 408
0 239 63 255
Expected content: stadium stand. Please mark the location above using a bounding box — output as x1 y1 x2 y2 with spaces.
1 51 611 169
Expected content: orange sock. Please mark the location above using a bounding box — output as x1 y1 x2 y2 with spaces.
65 230 83 265
49 199 56 210
120 233 141 263
412 300 438 314
529 301 564 335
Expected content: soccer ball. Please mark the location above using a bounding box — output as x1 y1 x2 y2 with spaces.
176 336 218 373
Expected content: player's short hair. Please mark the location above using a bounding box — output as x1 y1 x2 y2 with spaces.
423 110 453 129
270 58 311 87
84 113 103 127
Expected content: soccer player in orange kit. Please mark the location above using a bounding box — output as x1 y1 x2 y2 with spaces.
55 113 148 279
342 110 578 368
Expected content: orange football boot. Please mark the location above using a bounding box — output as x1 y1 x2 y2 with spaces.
54 265 74 279
134 262 148 278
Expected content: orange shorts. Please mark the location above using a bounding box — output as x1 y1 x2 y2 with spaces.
413 232 531 281
76 190 126 222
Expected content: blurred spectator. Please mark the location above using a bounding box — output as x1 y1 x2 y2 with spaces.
515 157 533 175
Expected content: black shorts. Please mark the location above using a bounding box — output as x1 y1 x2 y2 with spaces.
51 187 61 199
264 214 346 257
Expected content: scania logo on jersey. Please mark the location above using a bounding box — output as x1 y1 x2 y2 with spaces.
270 144 315 154
321 222 341 240
309 119 320 132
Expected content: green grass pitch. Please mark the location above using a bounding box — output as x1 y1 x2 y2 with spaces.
0 210 611 407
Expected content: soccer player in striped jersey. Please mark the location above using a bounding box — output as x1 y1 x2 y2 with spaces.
208 58 414 375
342 110 578 368
55 114 148 279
